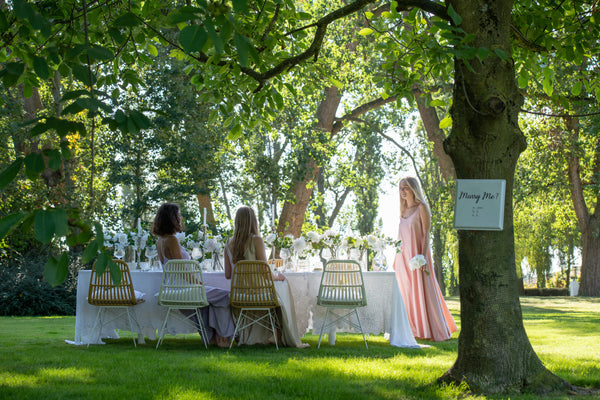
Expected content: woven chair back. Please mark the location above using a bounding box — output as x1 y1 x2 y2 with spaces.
230 260 279 309
157 260 208 308
317 259 367 307
88 259 137 306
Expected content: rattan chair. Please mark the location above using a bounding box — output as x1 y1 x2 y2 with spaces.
229 260 281 349
316 259 368 349
156 259 210 349
87 259 144 347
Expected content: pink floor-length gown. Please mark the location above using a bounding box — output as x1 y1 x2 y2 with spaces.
392 208 458 341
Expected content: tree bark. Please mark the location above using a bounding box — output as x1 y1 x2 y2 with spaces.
277 86 340 237
413 88 456 182
441 0 571 393
564 116 600 296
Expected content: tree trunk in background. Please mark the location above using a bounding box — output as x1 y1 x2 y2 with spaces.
278 86 340 237
564 116 600 296
441 0 570 393
414 88 456 182
196 193 216 226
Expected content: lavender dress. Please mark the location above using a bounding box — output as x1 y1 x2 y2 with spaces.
163 244 235 341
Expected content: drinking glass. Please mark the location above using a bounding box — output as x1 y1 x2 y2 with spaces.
144 246 157 270
115 246 125 260
280 248 290 271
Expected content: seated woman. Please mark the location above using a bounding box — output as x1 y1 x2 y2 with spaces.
153 202 235 348
224 206 306 347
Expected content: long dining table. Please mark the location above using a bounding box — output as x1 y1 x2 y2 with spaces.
70 269 420 348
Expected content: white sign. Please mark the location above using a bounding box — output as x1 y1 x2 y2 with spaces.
453 179 506 231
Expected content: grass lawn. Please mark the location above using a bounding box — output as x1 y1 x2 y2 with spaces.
0 297 598 400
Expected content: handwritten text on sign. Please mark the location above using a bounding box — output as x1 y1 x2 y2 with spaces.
453 179 506 231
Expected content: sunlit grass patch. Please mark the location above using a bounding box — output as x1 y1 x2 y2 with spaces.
0 297 598 399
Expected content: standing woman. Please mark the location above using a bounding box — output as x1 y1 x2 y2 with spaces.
392 177 457 341
224 206 306 347
153 202 235 347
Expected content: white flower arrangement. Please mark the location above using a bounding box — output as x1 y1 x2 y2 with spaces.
408 254 429 274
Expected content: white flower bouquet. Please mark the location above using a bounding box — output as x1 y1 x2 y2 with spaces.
408 254 429 274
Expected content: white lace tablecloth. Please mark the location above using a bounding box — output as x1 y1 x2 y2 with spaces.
70 270 418 348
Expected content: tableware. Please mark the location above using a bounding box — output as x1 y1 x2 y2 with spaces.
115 246 125 260
280 248 290 271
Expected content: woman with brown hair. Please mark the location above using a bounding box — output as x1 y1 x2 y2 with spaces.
153 202 234 347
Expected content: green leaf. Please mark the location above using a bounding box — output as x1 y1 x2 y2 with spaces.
205 22 223 54
0 157 24 189
227 123 243 140
493 48 508 60
232 0 249 13
6 62 25 77
0 212 28 241
358 28 373 36
13 0 34 20
542 76 553 97
34 210 55 244
130 110 151 130
429 99 445 107
571 81 582 96
234 33 249 67
24 152 45 177
61 89 90 102
179 25 208 53
0 10 8 32
108 27 126 44
147 44 158 57
447 4 462 25
60 141 72 160
82 241 99 264
87 45 114 61
46 149 62 171
439 116 453 129
52 208 69 237
518 70 528 89
33 56 50 80
107 257 122 285
365 11 374 19
113 12 140 27
45 252 69 286
71 64 95 86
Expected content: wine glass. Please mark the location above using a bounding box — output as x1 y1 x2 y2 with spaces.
280 248 290 271
321 247 332 261
114 245 125 260
144 246 157 271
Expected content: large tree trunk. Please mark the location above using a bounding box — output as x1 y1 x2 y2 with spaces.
564 116 600 296
277 86 340 237
441 0 570 393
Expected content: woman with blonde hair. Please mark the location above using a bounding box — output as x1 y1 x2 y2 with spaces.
224 206 306 347
392 177 457 341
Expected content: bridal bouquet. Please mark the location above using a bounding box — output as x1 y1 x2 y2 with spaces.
409 254 429 274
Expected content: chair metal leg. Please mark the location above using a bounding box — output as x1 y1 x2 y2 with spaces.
317 308 331 348
156 308 172 349
353 309 368 349
268 310 279 350
87 307 103 348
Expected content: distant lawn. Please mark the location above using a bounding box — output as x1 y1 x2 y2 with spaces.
0 297 598 400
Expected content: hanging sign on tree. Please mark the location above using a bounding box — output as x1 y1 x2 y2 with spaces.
453 179 506 231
